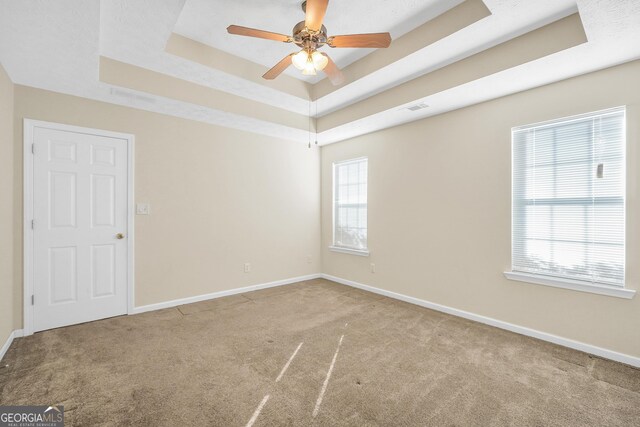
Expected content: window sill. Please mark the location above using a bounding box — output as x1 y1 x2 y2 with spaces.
504 271 636 299
329 246 370 257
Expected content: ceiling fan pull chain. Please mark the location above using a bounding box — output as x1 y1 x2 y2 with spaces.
308 97 312 149
315 96 319 145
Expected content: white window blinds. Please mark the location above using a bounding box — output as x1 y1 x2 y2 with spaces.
512 107 625 286
333 158 368 251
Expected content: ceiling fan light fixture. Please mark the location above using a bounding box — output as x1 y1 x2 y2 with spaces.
311 50 328 71
292 50 309 70
302 59 317 75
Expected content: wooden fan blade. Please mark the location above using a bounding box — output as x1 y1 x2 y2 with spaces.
227 25 291 43
321 53 344 86
328 33 392 48
263 54 294 80
305 0 329 32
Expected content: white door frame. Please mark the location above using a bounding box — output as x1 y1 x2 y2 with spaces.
23 119 135 336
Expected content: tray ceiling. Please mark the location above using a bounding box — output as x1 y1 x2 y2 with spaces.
0 0 639 145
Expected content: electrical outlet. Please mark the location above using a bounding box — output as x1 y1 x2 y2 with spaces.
370 263 376 273
244 263 251 273
307 255 312 264
136 203 151 215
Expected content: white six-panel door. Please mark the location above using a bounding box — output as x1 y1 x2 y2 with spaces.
31 125 129 332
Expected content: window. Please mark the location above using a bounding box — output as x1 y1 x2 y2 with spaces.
331 157 368 255
509 107 627 292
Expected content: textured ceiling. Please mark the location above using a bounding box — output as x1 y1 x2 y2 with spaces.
173 0 458 82
0 0 639 145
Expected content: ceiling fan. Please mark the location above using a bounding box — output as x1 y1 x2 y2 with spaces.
227 0 392 85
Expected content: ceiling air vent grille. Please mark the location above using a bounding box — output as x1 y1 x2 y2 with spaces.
110 88 156 104
406 103 429 112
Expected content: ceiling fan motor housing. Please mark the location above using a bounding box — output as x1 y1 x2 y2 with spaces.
292 21 328 49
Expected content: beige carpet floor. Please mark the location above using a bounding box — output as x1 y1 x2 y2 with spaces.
1 278 639 426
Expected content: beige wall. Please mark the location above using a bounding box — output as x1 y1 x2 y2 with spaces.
321 60 640 358
0 64 14 346
5 59 640 361
12 86 321 324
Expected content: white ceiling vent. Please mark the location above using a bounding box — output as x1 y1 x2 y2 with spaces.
405 102 429 112
110 88 156 104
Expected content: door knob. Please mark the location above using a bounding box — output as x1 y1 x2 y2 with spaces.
116 233 125 240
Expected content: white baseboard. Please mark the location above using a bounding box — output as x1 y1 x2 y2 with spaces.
0 329 24 362
12 271 638 368
321 274 640 368
130 273 322 315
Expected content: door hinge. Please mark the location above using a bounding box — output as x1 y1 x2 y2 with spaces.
31 143 35 155
31 295 34 305
31 219 35 230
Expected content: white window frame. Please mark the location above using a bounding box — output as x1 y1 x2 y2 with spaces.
329 157 369 256
504 107 635 299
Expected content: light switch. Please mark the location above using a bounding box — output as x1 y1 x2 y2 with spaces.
136 203 151 215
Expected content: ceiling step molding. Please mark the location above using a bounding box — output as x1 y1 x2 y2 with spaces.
99 56 314 133
312 0 492 100
166 33 312 101
318 12 587 132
